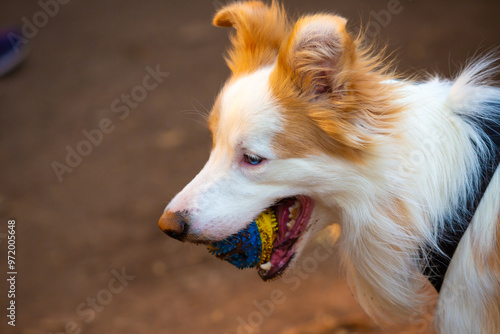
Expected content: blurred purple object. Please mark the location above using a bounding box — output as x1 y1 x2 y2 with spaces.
0 27 27 77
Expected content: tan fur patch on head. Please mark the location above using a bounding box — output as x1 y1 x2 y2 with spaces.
213 1 289 75
269 14 403 162
208 96 222 147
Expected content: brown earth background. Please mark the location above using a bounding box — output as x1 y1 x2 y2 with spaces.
1 0 500 333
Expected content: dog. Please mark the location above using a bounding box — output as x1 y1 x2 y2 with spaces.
158 1 500 332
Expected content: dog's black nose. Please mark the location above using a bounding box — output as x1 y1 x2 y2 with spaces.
158 210 189 241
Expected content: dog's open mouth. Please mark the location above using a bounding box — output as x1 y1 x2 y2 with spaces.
258 195 314 280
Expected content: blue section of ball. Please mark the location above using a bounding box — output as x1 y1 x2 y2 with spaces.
208 221 262 269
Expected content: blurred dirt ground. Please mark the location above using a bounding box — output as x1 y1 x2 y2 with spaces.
1 1 499 333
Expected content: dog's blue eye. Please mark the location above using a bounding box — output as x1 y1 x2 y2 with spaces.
244 154 263 165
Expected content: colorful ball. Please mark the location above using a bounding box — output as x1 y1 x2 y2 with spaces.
207 208 278 269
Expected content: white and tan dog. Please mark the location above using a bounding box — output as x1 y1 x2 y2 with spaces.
159 2 500 332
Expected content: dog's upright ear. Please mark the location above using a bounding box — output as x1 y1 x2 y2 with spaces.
274 14 355 99
213 1 289 75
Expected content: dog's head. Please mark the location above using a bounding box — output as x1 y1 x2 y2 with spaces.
159 1 398 280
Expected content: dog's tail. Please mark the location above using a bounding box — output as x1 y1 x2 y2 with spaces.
447 51 500 117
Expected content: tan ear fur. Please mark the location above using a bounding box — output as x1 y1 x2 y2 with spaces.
212 1 289 75
213 1 267 27
277 14 353 98
269 14 403 162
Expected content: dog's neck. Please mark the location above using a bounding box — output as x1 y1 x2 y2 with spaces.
330 79 500 316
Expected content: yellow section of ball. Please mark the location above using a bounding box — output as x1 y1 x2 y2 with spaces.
254 208 278 264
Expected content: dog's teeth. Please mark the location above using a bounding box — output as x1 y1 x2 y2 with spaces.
287 220 295 230
288 200 301 220
288 210 298 220
260 261 271 271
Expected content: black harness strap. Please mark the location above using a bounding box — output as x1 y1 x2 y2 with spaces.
422 103 500 292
